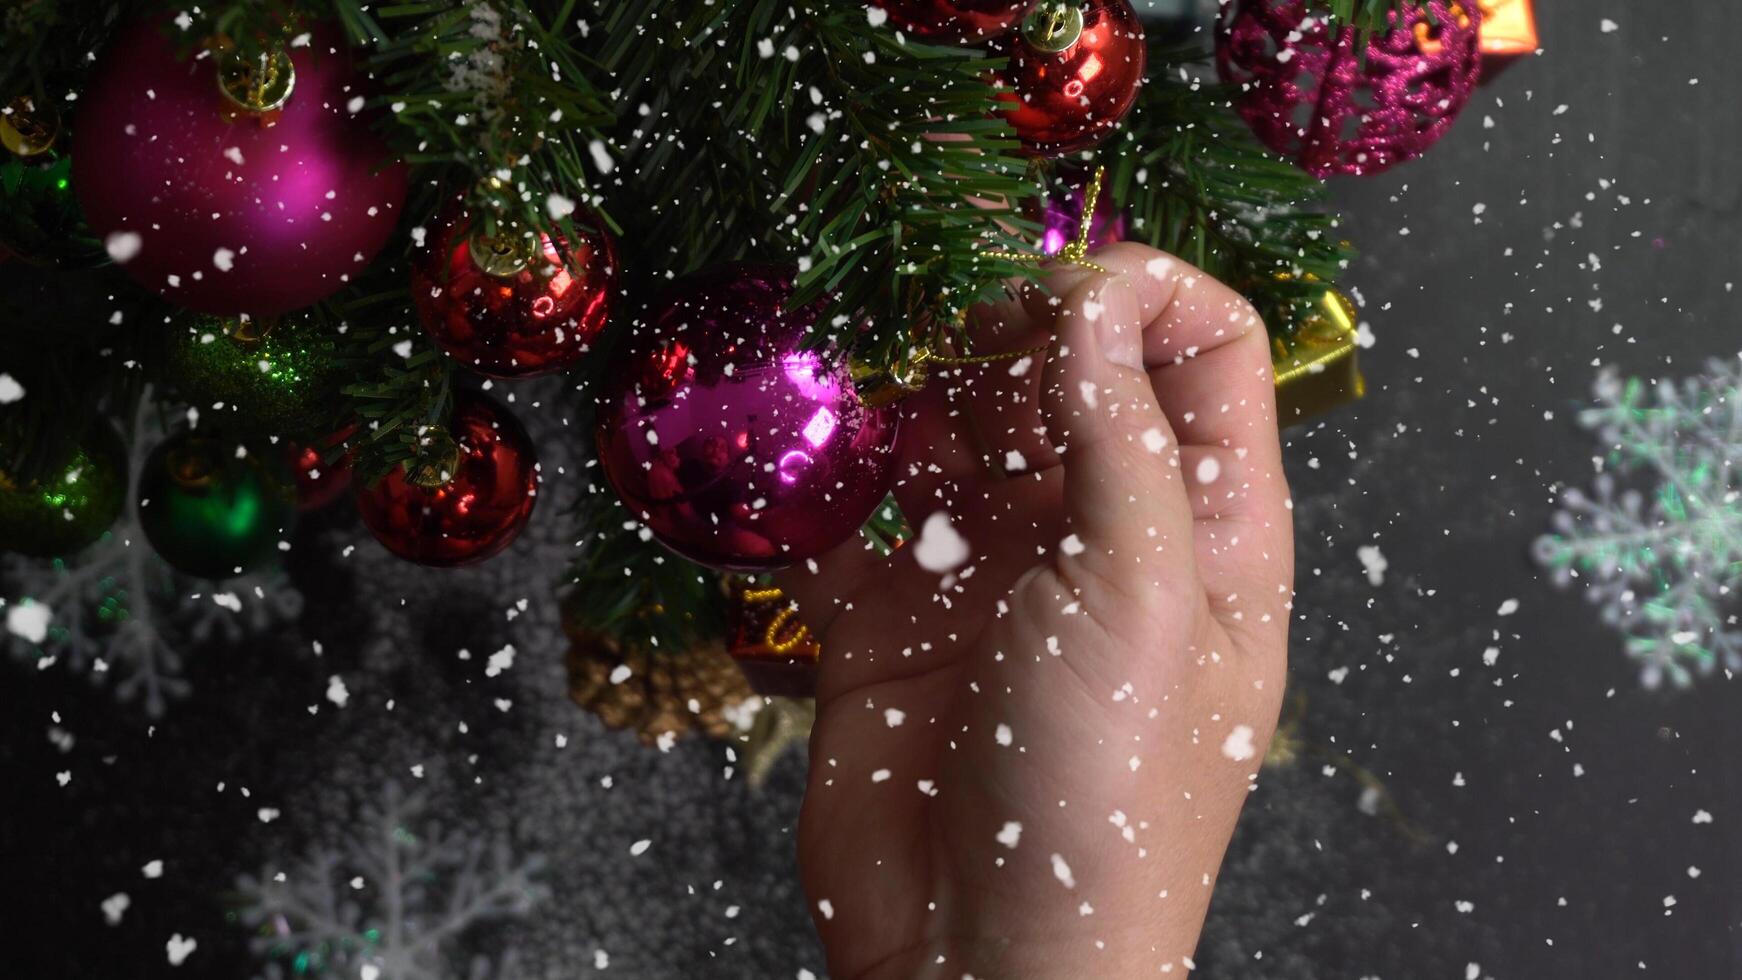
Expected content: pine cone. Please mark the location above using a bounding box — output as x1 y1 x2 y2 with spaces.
565 630 754 745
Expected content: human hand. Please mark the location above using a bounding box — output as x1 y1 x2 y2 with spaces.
777 243 1294 978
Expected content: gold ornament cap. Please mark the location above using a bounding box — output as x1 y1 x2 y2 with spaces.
406 427 463 489
217 47 297 113
0 96 60 157
467 226 535 278
1022 2 1085 54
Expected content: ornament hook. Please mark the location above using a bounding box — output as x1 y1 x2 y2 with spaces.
1022 2 1086 54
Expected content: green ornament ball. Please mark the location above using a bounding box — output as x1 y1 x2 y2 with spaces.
137 433 295 579
0 151 104 267
0 423 126 558
162 314 345 436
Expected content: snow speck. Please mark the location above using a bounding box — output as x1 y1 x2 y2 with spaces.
1195 456 1220 485
608 664 633 685
913 510 970 574
995 723 1013 747
1005 449 1028 472
997 821 1022 849
7 603 50 643
593 949 609 970
101 893 130 926
0 373 24 403
1497 598 1520 616
1077 380 1099 409
1357 545 1388 586
817 898 835 921
257 807 280 824
1141 427 1167 454
629 839 652 856
166 934 197 966
1144 256 1176 280
142 860 164 879
1600 18 1618 33
1692 809 1714 824
883 708 905 728
326 675 349 707
1051 853 1076 889
588 140 615 174
546 193 577 221
1060 534 1086 556
105 231 143 264
1221 724 1257 762
485 644 516 677
212 248 235 272
866 5 888 26
871 768 891 783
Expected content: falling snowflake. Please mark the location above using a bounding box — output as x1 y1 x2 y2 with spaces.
1534 359 1742 688
1 393 302 715
236 782 548 980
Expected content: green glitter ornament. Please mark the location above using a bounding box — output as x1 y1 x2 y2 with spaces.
0 423 126 558
137 433 295 579
161 313 345 436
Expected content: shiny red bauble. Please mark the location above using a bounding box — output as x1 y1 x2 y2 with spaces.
595 264 902 572
411 205 618 379
994 0 1147 155
353 395 538 567
287 425 357 511
74 21 407 315
873 0 1029 44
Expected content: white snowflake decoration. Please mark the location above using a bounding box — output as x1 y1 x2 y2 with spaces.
236 782 548 980
1534 358 1742 688
1 393 303 715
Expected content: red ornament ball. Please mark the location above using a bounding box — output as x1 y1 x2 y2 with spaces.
872 0 1029 44
353 395 538 567
287 425 357 512
994 0 1147 155
595 264 902 572
1217 0 1482 177
411 205 619 379
74 21 408 315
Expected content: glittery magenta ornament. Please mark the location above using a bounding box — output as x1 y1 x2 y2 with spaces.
1038 168 1129 255
411 204 618 379
993 0 1147 156
353 395 538 567
1217 0 1482 177
73 21 408 315
595 264 902 572
872 0 1029 44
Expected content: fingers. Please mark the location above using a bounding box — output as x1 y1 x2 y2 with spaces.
1038 273 1198 585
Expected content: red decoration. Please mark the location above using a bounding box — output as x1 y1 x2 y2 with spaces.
287 425 357 511
728 583 821 698
993 0 1147 156
1217 0 1482 177
353 394 538 567
872 0 1028 44
595 264 901 572
411 205 619 379
73 21 407 316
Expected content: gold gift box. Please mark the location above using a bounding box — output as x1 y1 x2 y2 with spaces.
1273 288 1365 425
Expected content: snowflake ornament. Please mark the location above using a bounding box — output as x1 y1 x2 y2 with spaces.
1534 359 1742 688
236 782 548 980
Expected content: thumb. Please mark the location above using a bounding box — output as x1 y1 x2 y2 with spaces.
1040 272 1197 586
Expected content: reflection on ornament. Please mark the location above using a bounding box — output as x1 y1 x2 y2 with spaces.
871 0 1029 45
1273 287 1364 425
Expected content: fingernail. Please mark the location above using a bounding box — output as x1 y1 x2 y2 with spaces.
1091 276 1142 371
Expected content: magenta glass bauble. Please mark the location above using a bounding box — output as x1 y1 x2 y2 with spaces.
73 21 408 315
595 264 902 572
1038 167 1129 256
1217 0 1482 177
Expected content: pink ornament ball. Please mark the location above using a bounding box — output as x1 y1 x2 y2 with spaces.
1217 0 1482 177
595 264 902 572
74 20 408 316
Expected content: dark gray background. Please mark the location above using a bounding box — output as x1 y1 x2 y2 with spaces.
4 1 1739 977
